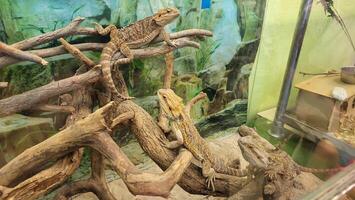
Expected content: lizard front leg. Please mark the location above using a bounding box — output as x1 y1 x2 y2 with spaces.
92 22 116 35
119 42 134 63
160 123 184 149
160 30 177 47
201 159 216 191
158 112 171 133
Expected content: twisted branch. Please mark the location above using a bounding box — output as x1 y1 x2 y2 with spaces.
0 29 210 68
0 38 201 116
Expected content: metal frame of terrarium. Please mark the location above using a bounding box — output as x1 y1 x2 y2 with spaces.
271 0 355 155
269 0 355 198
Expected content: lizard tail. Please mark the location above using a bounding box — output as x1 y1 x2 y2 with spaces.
215 166 249 177
298 165 343 173
100 41 132 100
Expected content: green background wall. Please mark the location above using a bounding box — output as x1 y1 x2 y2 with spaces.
248 0 355 123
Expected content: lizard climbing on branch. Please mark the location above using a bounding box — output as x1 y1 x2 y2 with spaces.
93 7 180 100
157 89 250 191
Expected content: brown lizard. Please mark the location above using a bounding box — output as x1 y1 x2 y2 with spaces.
157 89 250 191
237 126 343 199
93 8 180 100
238 126 343 174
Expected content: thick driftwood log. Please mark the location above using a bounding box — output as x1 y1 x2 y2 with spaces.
0 29 211 67
113 100 246 196
55 151 116 200
0 102 193 198
0 150 82 200
0 18 220 198
105 29 244 195
0 67 101 116
0 66 93 199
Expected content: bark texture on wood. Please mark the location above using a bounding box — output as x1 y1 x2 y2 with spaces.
32 104 75 113
0 64 93 199
163 52 174 89
59 38 95 67
0 67 101 116
112 100 245 196
0 41 48 65
0 16 225 199
55 150 116 200
0 150 82 200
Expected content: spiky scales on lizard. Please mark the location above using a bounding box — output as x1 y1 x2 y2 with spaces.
93 8 180 100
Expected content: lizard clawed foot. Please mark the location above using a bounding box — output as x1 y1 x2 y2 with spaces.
167 40 177 48
91 22 102 30
157 136 169 148
205 168 216 191
121 95 135 100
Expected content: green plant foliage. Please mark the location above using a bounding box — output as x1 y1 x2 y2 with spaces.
6 64 53 94
195 38 220 71
68 148 91 182
128 59 163 97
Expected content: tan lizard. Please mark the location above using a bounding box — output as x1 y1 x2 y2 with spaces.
237 126 344 199
93 8 179 100
238 126 343 174
157 89 250 191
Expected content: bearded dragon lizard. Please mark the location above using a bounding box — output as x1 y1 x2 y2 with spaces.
157 89 250 191
237 125 343 199
238 125 343 174
93 8 179 100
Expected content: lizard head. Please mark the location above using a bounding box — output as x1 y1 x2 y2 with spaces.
238 136 269 169
153 8 180 26
157 88 184 118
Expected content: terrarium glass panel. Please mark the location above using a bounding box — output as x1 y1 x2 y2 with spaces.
0 0 354 199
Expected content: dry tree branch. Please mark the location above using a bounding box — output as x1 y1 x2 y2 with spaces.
0 67 101 116
0 41 48 66
0 17 96 56
59 38 95 67
0 38 201 116
31 104 75 113
0 43 104 68
0 150 83 200
0 102 193 198
0 29 211 68
185 92 208 115
0 22 217 198
113 38 199 65
111 111 135 129
0 63 93 199
0 102 116 187
55 151 116 200
163 52 174 89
